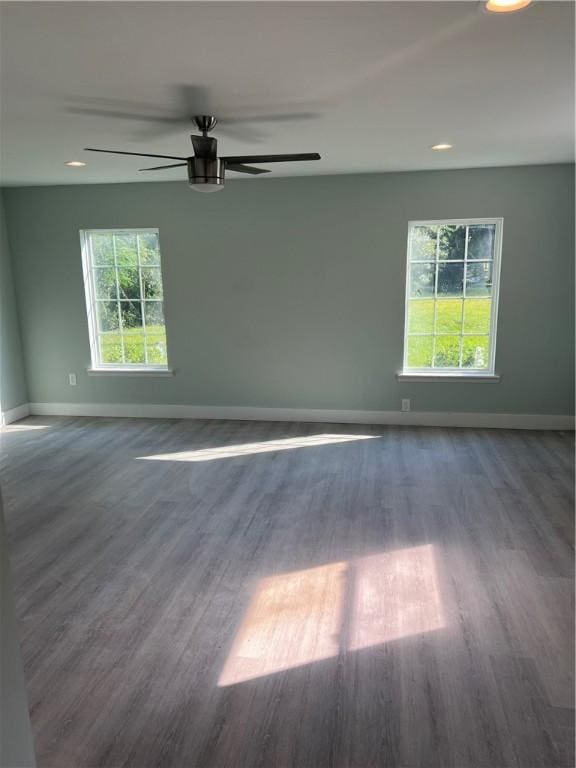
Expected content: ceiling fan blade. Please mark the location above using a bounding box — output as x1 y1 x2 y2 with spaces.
139 163 188 171
222 153 321 165
70 108 187 126
222 112 319 126
191 135 217 159
84 148 188 160
225 163 270 175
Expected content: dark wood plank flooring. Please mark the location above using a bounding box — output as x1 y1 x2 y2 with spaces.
1 416 574 768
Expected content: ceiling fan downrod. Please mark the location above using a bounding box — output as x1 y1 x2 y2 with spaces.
192 115 218 137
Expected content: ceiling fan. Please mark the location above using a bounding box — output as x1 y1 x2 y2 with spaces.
85 115 321 193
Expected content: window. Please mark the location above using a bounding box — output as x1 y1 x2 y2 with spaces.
402 218 502 376
80 229 169 370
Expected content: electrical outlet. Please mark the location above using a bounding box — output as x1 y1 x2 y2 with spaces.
68 373 77 386
401 398 411 412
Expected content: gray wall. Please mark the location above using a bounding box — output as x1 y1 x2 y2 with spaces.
0 192 28 414
3 164 574 415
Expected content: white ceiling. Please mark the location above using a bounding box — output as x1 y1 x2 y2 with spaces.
0 1 573 186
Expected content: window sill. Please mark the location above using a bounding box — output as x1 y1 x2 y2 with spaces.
397 372 500 383
87 367 174 377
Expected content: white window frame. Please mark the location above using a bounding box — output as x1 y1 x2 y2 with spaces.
80 228 171 373
400 217 503 379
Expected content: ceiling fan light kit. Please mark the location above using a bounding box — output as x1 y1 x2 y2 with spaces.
188 157 225 192
85 114 321 193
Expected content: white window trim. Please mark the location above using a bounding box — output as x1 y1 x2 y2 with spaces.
396 372 500 383
87 367 174 376
401 217 503 379
80 228 171 373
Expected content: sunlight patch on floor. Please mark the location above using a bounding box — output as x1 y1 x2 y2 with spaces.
0 423 51 432
218 544 444 686
349 545 444 650
219 561 346 686
136 434 379 462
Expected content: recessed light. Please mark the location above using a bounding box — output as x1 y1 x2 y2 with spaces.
485 0 532 13
65 160 87 167
430 143 453 151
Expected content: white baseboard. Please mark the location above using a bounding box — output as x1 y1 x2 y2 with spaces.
1 403 31 426
26 402 574 430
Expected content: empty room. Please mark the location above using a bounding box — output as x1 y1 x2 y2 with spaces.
0 2 574 767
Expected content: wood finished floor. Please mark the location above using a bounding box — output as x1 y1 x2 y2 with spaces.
1 416 574 768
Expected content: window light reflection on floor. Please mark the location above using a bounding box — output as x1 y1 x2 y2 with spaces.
218 544 445 687
136 433 379 463
0 423 51 432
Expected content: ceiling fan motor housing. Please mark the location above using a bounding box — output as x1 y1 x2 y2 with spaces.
187 157 225 192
